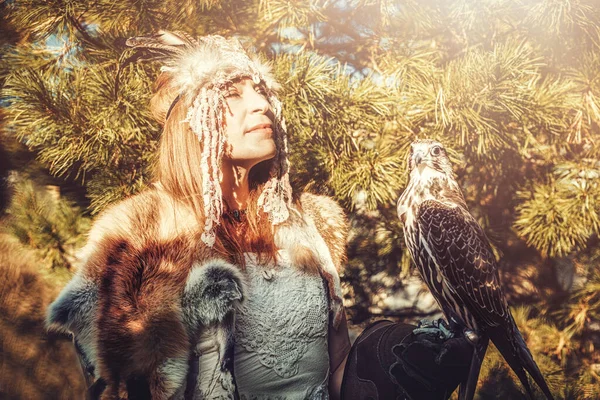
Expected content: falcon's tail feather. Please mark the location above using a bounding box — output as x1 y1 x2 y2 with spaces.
488 321 554 400
458 336 488 400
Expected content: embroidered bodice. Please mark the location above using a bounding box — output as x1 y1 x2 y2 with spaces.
192 250 330 400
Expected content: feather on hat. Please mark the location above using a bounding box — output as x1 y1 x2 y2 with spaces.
126 32 280 97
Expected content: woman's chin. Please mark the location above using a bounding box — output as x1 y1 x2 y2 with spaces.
226 150 277 170
258 141 277 161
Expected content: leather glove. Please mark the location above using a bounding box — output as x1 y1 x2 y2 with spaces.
341 319 473 400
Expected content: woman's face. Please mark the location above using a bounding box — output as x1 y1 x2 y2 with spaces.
223 78 276 168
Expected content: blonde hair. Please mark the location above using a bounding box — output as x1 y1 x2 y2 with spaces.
152 74 207 225
151 72 285 265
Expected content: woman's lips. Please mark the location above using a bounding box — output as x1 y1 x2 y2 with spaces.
246 124 273 136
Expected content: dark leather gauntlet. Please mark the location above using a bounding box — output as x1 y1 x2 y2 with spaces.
341 320 473 400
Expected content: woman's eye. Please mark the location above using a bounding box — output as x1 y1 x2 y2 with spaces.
255 86 267 95
225 89 240 98
431 146 441 156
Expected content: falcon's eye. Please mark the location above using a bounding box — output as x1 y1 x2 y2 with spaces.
431 146 442 156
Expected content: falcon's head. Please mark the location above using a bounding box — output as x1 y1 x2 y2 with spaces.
407 139 453 176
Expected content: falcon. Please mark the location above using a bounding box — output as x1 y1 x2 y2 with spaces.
396 139 554 400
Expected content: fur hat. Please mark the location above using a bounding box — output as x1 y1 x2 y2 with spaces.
125 31 293 246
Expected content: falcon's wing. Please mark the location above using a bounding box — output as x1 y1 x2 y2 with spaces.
417 200 508 327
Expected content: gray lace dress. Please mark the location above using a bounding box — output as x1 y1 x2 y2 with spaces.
193 250 330 399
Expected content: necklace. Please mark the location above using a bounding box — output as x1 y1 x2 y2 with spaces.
224 209 246 223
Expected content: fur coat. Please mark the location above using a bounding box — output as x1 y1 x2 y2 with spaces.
46 184 348 399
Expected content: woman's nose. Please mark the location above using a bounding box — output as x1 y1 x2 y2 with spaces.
250 89 270 114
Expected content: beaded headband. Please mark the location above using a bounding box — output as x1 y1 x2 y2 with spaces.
125 31 293 246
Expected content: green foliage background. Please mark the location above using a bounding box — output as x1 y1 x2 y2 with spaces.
1 0 600 398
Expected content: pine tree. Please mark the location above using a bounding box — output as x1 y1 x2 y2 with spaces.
2 0 600 398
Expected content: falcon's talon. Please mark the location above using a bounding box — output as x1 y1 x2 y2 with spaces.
417 318 433 328
463 329 479 345
412 326 440 336
412 318 454 340
437 321 454 340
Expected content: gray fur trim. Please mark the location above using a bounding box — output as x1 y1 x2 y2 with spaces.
157 356 190 397
46 273 99 370
182 259 245 335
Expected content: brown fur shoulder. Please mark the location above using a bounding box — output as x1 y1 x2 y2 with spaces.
74 186 217 398
47 184 243 398
298 193 348 272
78 186 203 280
96 234 194 398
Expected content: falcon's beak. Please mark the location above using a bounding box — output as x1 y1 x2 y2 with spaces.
414 152 424 166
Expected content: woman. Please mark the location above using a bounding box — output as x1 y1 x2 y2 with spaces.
146 33 354 399
48 32 350 400
47 32 471 400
